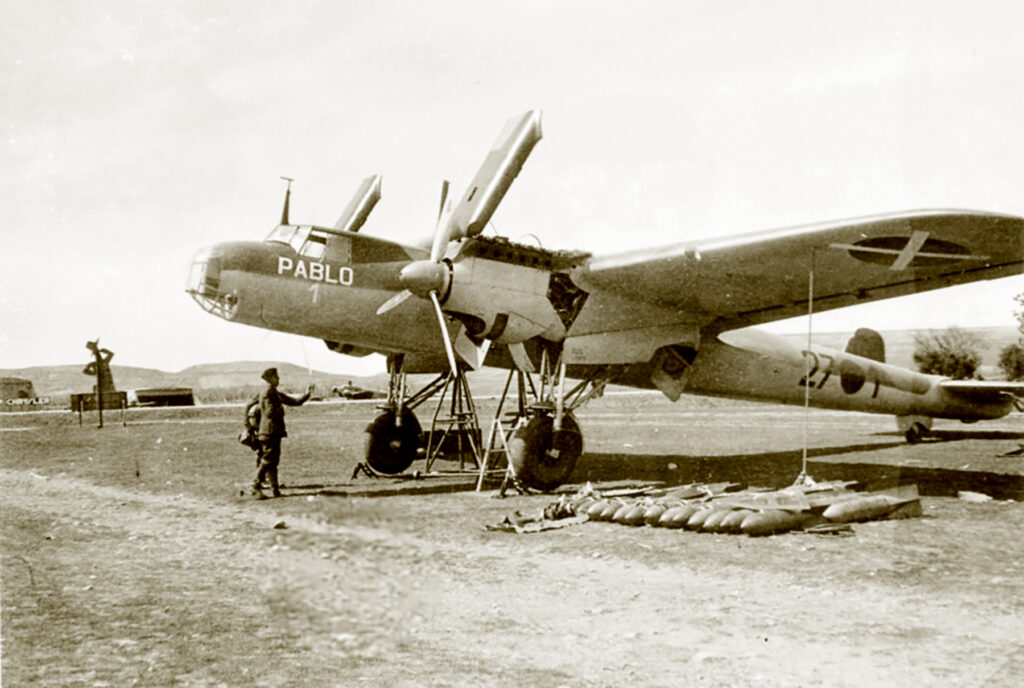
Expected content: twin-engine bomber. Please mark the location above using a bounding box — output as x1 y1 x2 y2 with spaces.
188 110 1024 490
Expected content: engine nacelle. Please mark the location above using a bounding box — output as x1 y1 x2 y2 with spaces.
444 257 567 344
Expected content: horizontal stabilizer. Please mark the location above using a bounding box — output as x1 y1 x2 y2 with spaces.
939 380 1024 401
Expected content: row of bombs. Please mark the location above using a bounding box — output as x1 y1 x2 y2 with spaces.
573 497 822 537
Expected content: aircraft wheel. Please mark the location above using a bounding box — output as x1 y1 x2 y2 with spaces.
364 409 421 474
904 421 929 444
508 414 582 492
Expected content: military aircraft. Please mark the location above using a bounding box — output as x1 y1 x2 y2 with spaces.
188 110 1024 490
331 381 383 400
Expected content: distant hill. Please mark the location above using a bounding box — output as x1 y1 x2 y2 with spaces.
0 361 391 401
3 327 1019 401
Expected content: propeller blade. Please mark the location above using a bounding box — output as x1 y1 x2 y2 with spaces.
508 342 536 373
429 219 454 263
445 110 542 241
454 328 491 371
430 180 455 263
333 174 382 234
436 179 450 223
376 289 413 315
429 290 459 377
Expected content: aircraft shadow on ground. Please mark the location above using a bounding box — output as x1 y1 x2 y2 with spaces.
276 480 483 499
874 429 1024 442
271 428 1024 500
572 438 1024 501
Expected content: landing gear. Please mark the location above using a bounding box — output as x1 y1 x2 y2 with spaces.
897 415 933 444
364 409 421 474
508 413 582 492
904 421 929 444
358 350 613 493
487 352 615 493
360 354 481 478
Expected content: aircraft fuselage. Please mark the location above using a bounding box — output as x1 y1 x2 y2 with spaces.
682 330 1012 421
189 229 1015 424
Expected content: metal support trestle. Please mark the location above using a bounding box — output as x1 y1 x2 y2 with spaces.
424 368 483 472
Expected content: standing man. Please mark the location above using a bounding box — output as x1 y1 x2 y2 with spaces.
244 367 314 499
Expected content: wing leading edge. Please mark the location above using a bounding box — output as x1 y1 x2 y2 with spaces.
572 210 1024 332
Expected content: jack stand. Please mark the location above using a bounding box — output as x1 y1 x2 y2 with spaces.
424 368 483 472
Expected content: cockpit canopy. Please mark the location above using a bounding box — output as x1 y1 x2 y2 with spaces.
265 224 328 260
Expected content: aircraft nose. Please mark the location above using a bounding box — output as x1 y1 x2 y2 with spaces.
187 245 221 295
187 244 238 318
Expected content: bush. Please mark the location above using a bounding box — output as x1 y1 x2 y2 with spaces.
999 343 1024 381
912 327 982 379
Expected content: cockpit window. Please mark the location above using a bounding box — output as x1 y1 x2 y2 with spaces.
300 232 328 260
265 225 314 254
266 224 333 261
265 224 297 245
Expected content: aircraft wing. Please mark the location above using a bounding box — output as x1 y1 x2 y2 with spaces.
573 210 1023 331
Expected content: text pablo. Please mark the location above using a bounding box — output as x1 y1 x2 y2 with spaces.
277 256 353 286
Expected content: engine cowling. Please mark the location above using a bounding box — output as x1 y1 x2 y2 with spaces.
443 256 567 344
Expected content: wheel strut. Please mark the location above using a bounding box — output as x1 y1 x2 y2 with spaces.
481 353 614 494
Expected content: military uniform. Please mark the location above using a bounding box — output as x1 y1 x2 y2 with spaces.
244 368 311 497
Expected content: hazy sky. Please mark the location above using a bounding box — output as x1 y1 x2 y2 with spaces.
3 0 1022 375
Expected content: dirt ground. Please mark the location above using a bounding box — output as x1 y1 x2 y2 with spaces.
2 396 1024 687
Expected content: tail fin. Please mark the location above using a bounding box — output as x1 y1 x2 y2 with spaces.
845 328 885 363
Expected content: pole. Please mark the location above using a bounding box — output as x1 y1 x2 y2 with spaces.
94 348 104 429
799 249 815 483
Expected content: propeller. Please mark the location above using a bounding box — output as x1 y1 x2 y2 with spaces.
333 175 382 234
429 291 459 377
375 110 544 376
376 180 453 314
377 180 460 376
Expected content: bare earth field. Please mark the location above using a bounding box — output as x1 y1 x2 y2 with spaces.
2 394 1024 687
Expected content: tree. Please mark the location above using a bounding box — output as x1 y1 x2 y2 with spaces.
1016 292 1024 339
999 343 1024 381
997 291 1024 381
912 327 982 379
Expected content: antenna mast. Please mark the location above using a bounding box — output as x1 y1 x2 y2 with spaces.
280 176 294 225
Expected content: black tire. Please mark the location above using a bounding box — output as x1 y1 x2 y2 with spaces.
904 421 928 444
508 414 582 491
364 409 421 474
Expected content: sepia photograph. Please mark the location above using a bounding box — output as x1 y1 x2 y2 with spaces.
2 1 1022 685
